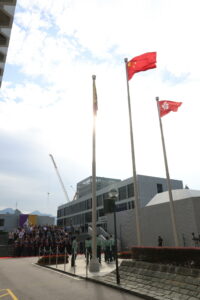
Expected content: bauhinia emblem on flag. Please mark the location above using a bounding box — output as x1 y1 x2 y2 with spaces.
92 75 98 115
159 100 182 117
127 52 157 80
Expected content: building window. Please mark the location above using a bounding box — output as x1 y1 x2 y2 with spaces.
57 210 62 218
0 219 4 226
97 195 103 207
127 183 134 198
57 219 62 226
103 192 109 200
116 203 127 212
157 183 163 193
98 209 104 217
85 212 92 223
118 186 127 200
128 201 134 210
86 198 92 209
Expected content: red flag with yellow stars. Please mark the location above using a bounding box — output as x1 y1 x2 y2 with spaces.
127 52 157 80
159 100 182 117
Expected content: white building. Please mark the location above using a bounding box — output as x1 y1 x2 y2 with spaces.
57 175 183 240
106 189 200 249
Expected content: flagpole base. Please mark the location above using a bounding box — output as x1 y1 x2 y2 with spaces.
89 257 100 272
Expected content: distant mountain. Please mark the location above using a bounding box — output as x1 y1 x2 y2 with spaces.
0 208 16 214
31 210 53 217
0 208 53 217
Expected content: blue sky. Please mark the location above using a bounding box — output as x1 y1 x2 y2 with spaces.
1 0 200 215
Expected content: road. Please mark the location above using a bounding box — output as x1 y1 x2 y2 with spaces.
0 257 144 300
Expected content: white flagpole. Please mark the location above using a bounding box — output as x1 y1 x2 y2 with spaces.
156 97 179 247
89 75 100 272
124 58 142 246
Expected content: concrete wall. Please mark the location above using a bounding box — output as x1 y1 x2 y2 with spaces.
191 197 200 236
37 216 55 226
141 198 197 247
0 214 18 232
107 197 199 250
138 175 183 207
106 210 136 250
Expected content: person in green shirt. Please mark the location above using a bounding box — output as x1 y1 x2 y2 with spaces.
71 237 78 267
110 235 115 261
85 237 91 265
104 236 111 263
97 235 102 263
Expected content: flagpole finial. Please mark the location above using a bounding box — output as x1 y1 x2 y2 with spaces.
156 97 159 101
124 58 128 63
92 75 96 80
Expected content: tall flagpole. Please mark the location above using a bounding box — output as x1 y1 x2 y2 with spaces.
156 97 179 247
124 58 142 246
89 75 100 272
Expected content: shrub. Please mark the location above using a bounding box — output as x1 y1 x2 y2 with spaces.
38 254 69 265
118 251 132 259
131 246 200 268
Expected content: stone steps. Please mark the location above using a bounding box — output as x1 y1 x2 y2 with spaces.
97 260 200 300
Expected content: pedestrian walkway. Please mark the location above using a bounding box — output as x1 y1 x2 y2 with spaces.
49 254 120 278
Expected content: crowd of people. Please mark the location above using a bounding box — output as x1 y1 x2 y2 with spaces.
8 225 72 257
84 235 116 265
8 225 117 264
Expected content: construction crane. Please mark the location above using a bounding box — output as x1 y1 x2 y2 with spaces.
49 154 70 203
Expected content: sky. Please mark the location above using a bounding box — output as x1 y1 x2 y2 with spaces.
0 0 200 216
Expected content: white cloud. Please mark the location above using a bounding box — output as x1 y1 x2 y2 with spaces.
0 0 200 215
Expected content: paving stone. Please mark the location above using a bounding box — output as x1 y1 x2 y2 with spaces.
191 269 200 277
180 296 191 300
125 284 135 289
98 261 200 300
171 286 181 292
184 277 197 284
168 292 183 299
178 288 191 295
169 294 188 300
174 275 184 281
160 289 172 295
155 291 166 296
187 291 199 297
149 287 158 291
175 281 186 288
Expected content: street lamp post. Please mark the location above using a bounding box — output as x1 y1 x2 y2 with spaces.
108 189 120 285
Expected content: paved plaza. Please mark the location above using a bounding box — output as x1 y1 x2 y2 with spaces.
48 254 121 279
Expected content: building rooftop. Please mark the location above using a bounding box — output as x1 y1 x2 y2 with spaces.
146 189 200 206
77 176 121 198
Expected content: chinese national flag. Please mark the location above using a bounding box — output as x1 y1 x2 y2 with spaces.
159 100 182 117
127 52 157 80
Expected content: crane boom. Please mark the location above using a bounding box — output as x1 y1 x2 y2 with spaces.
49 154 70 202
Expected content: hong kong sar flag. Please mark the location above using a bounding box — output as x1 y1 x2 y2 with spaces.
159 100 182 117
